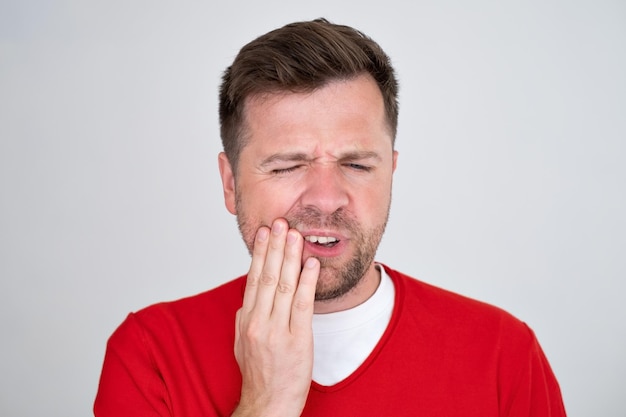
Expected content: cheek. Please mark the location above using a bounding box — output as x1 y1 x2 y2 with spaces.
241 183 300 222
357 181 393 219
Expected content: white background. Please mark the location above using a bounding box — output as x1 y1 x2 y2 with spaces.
1 1 624 416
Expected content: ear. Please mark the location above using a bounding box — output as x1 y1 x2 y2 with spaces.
392 150 399 173
218 152 237 215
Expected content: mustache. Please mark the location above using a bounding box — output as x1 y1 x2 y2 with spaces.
285 207 357 231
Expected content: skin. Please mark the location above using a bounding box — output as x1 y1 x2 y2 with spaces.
219 74 398 416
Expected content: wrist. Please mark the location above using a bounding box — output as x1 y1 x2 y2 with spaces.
232 395 306 417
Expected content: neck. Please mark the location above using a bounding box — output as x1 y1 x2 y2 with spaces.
313 263 381 314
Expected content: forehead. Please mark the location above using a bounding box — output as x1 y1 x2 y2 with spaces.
241 75 391 155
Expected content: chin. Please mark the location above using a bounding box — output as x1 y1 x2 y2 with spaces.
313 262 366 301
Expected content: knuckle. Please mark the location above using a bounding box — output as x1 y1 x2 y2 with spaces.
276 281 294 294
252 244 264 256
245 273 259 287
266 331 286 350
259 271 277 286
243 320 263 342
292 297 311 312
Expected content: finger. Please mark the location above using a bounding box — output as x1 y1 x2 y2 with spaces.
241 226 270 314
252 218 289 317
290 257 320 334
270 228 304 320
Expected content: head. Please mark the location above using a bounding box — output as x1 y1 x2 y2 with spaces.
219 18 399 175
218 19 399 305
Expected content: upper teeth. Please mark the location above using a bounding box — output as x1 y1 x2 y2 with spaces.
305 236 338 244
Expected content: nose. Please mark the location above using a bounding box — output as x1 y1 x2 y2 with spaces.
299 164 349 214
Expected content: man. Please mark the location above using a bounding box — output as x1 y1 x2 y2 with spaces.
94 19 566 416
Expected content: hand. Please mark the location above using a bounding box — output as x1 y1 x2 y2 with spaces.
232 218 320 417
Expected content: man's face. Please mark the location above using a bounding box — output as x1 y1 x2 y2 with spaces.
219 74 398 301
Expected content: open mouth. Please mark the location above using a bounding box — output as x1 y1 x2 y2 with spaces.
304 235 339 248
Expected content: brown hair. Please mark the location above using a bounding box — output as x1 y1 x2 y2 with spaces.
219 18 399 173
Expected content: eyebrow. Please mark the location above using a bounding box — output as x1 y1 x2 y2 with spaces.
259 150 382 167
259 152 310 168
338 150 382 162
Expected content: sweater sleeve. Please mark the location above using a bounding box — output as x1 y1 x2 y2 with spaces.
94 313 172 417
500 323 567 417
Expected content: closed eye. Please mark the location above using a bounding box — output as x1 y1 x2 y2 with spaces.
344 163 372 172
272 165 303 175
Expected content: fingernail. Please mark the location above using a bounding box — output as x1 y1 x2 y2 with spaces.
257 227 269 241
304 257 319 269
272 220 284 235
287 230 298 245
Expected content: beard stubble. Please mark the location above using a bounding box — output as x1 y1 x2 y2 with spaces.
236 200 389 301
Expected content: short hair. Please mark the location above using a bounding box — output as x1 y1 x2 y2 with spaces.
219 18 399 173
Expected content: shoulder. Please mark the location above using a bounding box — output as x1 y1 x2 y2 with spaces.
379 265 566 414
109 276 246 345
382 264 533 342
136 275 245 324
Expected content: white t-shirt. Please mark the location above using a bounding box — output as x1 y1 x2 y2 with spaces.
312 265 395 386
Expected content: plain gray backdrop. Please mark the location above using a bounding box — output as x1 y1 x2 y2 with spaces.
1 1 624 416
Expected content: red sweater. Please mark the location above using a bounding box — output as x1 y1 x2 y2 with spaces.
94 265 566 416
